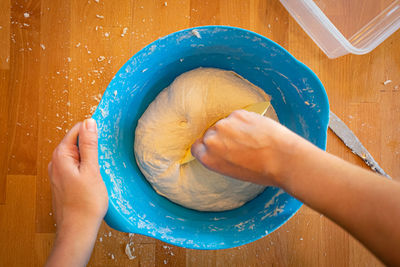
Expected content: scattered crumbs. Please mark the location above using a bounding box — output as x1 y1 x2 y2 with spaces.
91 80 96 84
142 68 148 73
164 260 168 265
93 93 102 102
191 29 201 39
111 254 115 260
348 115 354 119
113 90 117 96
67 57 72 62
66 101 71 107
300 237 303 241
24 12 30 18
108 231 112 237
164 1 167 6
104 32 110 37
125 243 136 260
99 237 102 242
89 105 97 114
40 44 46 50
94 0 99 2
268 24 271 28
383 79 392 85
76 42 81 47
96 14 104 19
121 27 128 37
49 212 52 216
142 18 146 23
98 56 106 62
304 101 310 105
128 233 135 238
77 77 82 83
179 58 184 62
55 126 62 130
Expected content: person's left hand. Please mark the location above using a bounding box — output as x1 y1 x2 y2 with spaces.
46 119 108 267
48 119 108 234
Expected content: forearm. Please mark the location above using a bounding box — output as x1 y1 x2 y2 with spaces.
278 140 400 266
45 218 102 267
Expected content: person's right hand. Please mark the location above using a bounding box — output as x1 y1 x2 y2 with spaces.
194 110 400 267
191 110 307 186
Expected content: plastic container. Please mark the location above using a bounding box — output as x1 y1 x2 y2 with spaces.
280 0 400 58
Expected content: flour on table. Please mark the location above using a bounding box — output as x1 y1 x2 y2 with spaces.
134 68 279 211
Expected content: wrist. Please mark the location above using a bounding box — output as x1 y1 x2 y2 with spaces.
47 215 102 267
55 214 102 243
264 131 312 188
276 136 324 193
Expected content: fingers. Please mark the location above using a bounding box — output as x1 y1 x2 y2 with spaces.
48 161 53 177
52 123 81 167
60 122 82 147
78 118 99 167
191 138 207 162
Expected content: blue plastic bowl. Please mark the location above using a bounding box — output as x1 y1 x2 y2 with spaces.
93 26 329 249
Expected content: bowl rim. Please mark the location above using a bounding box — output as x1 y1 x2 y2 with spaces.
93 25 330 249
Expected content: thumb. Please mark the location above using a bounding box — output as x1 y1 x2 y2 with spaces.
79 118 99 167
191 139 207 162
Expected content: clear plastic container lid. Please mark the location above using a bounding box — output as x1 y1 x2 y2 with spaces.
280 0 400 58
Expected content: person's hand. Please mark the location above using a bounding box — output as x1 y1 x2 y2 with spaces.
191 110 306 186
193 110 400 267
46 119 108 267
48 118 108 230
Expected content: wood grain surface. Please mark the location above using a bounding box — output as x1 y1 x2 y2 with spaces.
0 0 399 266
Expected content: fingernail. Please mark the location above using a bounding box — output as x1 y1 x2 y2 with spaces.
85 118 97 132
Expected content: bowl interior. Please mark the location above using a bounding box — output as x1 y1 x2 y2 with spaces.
93 26 329 249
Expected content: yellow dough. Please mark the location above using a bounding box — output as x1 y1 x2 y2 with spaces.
134 68 278 211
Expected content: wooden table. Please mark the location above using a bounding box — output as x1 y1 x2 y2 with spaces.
0 0 399 266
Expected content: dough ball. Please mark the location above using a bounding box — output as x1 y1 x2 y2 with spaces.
134 68 278 211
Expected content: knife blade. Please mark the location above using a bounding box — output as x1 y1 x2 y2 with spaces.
329 111 391 179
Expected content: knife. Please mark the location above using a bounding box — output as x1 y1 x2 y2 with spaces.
329 111 391 179
180 101 271 164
